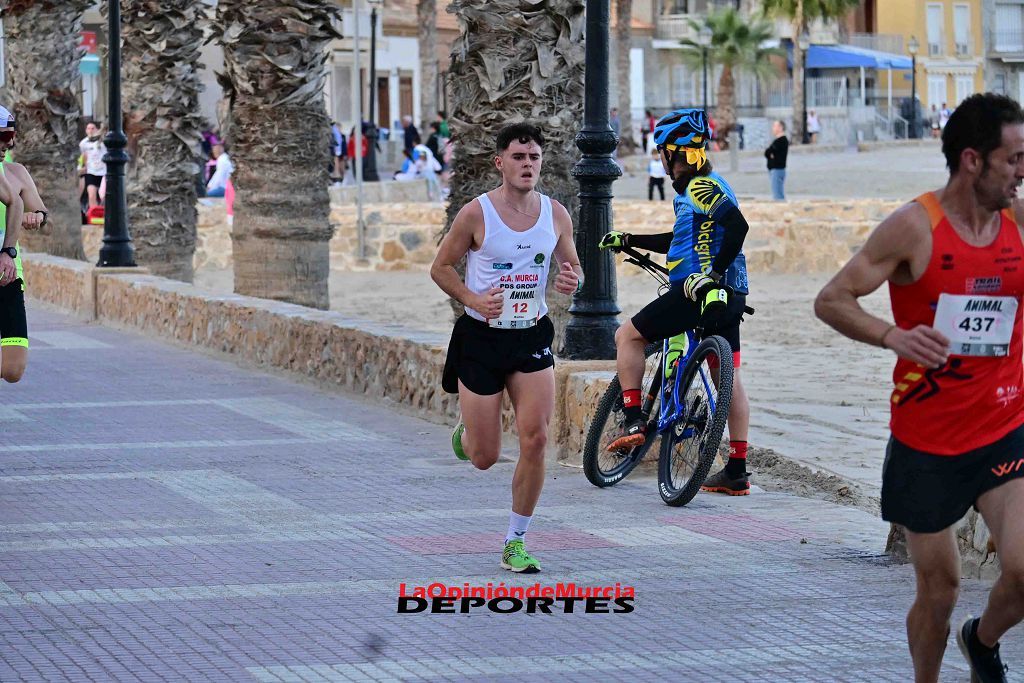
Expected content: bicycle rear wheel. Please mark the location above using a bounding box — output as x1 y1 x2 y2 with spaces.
658 335 733 506
582 343 662 487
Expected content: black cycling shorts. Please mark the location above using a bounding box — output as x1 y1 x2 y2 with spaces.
881 423 1024 534
0 278 27 347
631 284 746 357
442 314 555 396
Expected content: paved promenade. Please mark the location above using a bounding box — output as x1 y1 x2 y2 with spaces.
0 308 1017 681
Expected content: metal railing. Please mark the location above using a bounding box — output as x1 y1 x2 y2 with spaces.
848 32 904 54
764 76 849 108
655 14 696 41
991 28 1024 53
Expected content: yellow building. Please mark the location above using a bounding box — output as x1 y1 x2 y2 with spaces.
875 0 984 114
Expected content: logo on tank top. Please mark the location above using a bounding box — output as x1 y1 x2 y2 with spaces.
996 385 1021 408
516 243 532 250
966 276 1002 294
534 254 544 265
493 262 513 270
941 254 955 271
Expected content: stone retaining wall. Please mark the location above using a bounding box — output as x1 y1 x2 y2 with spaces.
82 198 901 276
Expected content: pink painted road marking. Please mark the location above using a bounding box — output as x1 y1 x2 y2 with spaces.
387 530 622 555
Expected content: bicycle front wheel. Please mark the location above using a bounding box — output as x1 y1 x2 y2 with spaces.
658 335 733 506
582 343 662 487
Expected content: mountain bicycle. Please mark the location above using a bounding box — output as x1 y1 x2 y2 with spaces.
581 246 748 506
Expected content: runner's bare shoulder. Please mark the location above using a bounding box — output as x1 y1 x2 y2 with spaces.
870 200 931 253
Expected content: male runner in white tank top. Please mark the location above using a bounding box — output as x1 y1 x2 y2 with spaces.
431 123 583 573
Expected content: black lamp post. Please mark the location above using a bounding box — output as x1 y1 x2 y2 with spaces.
363 0 381 182
697 25 712 114
798 30 811 144
563 0 621 360
98 0 136 267
908 36 919 139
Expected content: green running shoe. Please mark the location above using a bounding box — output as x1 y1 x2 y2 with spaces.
452 420 469 461
501 539 541 573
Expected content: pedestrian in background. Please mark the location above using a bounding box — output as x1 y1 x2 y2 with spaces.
647 148 665 201
764 119 789 201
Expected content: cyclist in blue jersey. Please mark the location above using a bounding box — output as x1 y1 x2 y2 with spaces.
599 108 753 495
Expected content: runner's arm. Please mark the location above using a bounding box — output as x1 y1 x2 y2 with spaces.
551 200 583 294
815 204 949 367
431 200 493 311
7 164 48 230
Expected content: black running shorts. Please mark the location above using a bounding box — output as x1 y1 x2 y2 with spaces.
0 278 27 347
83 173 103 189
442 314 555 396
881 423 1024 534
631 283 746 354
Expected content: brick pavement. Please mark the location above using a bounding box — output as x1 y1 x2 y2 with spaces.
0 308 1017 682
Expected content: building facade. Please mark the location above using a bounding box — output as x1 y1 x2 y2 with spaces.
983 0 1024 101
876 0 984 111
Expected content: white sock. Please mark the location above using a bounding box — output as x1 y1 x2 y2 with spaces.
505 511 532 544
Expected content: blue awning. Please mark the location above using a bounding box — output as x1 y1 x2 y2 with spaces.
805 44 913 70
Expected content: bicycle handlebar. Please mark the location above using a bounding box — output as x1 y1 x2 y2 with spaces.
615 245 755 316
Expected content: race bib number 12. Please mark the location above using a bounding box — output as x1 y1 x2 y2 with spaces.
933 293 1018 357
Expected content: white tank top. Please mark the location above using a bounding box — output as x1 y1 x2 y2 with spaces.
465 192 557 327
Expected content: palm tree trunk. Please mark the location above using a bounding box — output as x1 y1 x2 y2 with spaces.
418 0 438 129
715 64 736 145
2 0 91 260
791 0 807 144
119 0 204 282
615 0 635 154
444 0 585 345
211 0 339 310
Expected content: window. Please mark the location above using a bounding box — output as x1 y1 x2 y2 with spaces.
953 5 971 56
926 4 945 56
994 72 1007 95
995 4 1024 52
928 74 948 109
954 76 974 106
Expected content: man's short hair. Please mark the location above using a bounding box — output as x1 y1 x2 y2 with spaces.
942 93 1024 173
775 119 786 131
496 123 544 153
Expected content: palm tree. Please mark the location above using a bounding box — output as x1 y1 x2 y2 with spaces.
210 0 340 310
761 0 860 143
615 0 636 154
679 8 782 144
443 0 585 341
1 0 91 260
118 0 204 282
418 0 438 129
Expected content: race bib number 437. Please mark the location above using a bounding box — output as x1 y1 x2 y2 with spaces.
933 293 1018 357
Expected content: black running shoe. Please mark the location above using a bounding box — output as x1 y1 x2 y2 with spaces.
606 418 646 453
700 468 751 496
957 616 1009 683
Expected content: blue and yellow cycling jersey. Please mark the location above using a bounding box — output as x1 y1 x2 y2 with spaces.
666 171 748 294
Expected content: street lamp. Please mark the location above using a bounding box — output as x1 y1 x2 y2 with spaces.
697 25 713 115
798 30 811 144
908 35 919 140
563 0 622 359
97 0 136 267
364 0 382 182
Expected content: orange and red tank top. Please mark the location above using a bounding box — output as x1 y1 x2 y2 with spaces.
889 192 1024 455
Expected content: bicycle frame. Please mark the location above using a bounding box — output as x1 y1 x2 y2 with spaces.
618 246 718 440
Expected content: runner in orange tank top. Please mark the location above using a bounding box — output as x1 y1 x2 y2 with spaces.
816 93 1024 683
